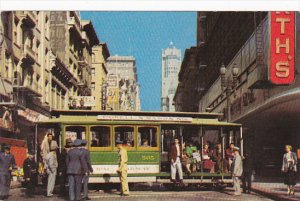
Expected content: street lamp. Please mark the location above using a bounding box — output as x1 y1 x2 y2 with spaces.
219 63 239 122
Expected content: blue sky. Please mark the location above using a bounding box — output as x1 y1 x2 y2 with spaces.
81 12 196 111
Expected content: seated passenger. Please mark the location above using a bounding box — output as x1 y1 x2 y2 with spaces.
202 144 215 173
91 133 99 147
226 143 235 171
141 139 150 147
212 143 227 173
182 150 192 175
192 150 201 172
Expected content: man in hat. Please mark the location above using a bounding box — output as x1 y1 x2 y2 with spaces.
116 140 129 196
80 139 93 200
58 138 73 196
44 142 58 197
23 150 37 197
0 144 16 201
232 146 243 196
67 139 87 201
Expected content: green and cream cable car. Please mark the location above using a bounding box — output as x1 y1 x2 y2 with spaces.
37 110 242 186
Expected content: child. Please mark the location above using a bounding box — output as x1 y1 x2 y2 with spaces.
192 150 202 172
23 150 37 197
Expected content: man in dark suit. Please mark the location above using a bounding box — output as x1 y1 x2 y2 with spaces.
80 140 93 200
0 144 16 201
242 153 253 194
66 139 87 201
23 150 37 197
58 138 72 196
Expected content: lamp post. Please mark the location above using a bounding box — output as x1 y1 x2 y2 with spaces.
219 63 239 122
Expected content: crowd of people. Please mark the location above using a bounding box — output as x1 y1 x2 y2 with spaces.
169 138 252 196
0 134 298 200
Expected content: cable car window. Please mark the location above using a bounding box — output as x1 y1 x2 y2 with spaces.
138 127 158 147
114 126 134 147
90 126 110 147
65 126 86 142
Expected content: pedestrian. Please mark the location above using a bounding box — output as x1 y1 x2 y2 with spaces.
44 143 58 197
67 139 87 201
0 144 16 201
80 139 93 200
232 146 243 196
58 138 73 196
242 152 253 194
169 138 184 184
23 150 37 197
281 145 297 195
116 140 130 196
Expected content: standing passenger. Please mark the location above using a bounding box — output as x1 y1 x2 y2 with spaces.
0 145 16 201
80 140 93 200
67 139 87 201
282 145 297 195
169 138 184 184
116 140 130 196
44 144 58 197
226 143 235 171
232 147 243 196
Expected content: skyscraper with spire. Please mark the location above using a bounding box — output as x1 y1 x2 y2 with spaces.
161 42 181 111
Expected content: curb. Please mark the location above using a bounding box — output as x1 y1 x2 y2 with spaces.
252 187 298 201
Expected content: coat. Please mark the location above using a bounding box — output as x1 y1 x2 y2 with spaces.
281 152 297 172
118 147 128 172
81 148 93 173
169 143 181 162
66 148 87 175
0 152 16 176
232 154 243 177
23 157 37 179
44 152 58 174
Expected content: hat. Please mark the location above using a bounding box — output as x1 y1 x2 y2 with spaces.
28 150 35 155
81 139 87 146
233 146 240 151
4 144 10 150
72 139 82 147
65 138 73 148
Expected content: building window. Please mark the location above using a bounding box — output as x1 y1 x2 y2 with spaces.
91 68 95 76
91 82 95 91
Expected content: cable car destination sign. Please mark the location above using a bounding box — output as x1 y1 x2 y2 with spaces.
269 12 295 85
97 115 193 122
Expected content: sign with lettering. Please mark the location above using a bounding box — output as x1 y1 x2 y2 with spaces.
270 12 295 85
97 115 193 122
92 164 160 174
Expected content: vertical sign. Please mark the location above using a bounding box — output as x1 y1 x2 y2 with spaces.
270 12 295 85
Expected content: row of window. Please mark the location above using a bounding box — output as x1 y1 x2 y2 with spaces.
65 125 158 150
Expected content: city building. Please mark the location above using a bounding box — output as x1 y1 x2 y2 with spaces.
91 43 110 110
174 11 300 176
161 42 181 112
106 55 140 111
0 11 100 148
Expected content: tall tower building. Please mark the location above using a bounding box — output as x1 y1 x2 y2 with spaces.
161 42 181 111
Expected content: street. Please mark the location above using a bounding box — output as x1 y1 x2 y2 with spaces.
8 184 272 201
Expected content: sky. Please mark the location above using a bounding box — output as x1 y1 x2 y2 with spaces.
81 12 196 111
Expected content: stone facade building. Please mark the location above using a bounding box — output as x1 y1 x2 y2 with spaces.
91 43 110 110
0 11 99 146
161 42 181 112
106 55 140 111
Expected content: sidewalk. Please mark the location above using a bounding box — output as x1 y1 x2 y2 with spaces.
252 181 300 201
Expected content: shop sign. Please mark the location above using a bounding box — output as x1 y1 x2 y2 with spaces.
69 96 96 107
270 12 295 85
